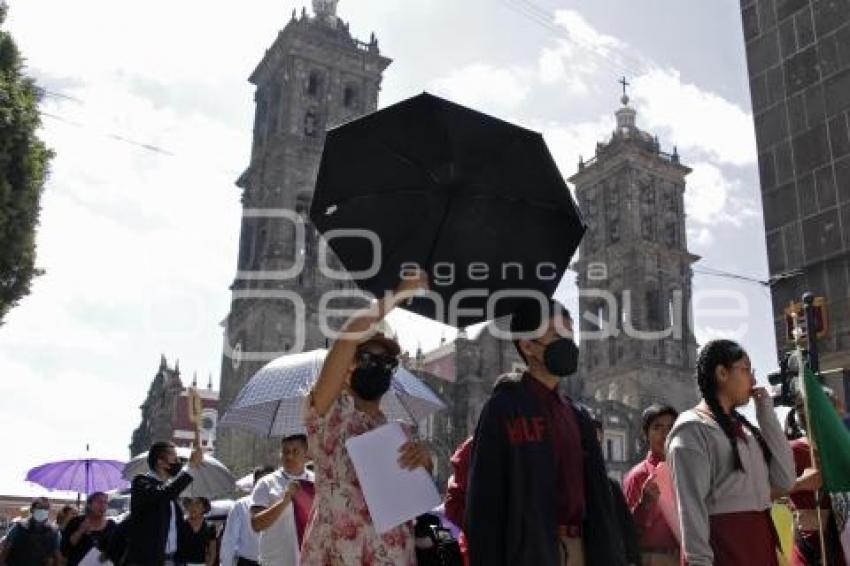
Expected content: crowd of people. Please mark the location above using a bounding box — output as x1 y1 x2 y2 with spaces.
2 273 849 565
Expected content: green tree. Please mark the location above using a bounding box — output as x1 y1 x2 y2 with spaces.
0 2 53 324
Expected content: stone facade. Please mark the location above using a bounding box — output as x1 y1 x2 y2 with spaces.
741 0 850 369
217 3 391 474
582 398 644 482
130 356 219 457
569 96 700 413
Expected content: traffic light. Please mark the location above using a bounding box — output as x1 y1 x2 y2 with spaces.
784 297 828 343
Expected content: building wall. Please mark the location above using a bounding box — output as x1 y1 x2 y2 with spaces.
130 358 220 457
742 0 850 369
129 359 184 457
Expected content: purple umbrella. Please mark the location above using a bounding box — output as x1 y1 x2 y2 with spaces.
26 458 129 495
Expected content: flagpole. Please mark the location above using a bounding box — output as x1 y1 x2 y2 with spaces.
794 313 829 563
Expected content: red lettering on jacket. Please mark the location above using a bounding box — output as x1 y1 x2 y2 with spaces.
505 417 546 444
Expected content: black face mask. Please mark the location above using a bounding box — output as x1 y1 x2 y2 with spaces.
539 337 579 377
166 461 183 477
350 365 393 401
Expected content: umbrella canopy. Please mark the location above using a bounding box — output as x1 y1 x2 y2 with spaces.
26 459 129 495
219 349 446 438
310 92 585 326
122 447 236 499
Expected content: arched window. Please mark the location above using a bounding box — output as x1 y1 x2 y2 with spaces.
646 288 662 330
307 71 323 97
344 84 360 109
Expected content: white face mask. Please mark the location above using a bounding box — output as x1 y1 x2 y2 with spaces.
32 509 49 523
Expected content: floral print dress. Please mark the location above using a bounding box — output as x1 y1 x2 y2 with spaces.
300 392 416 566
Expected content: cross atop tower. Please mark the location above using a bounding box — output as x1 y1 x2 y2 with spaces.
619 76 630 105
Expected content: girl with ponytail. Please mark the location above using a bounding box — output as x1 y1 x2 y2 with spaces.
666 339 795 565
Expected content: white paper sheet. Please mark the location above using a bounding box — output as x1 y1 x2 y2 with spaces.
78 547 112 566
345 422 441 533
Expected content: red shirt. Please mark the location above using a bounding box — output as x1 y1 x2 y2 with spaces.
623 452 679 551
788 438 829 511
522 373 585 534
445 436 473 528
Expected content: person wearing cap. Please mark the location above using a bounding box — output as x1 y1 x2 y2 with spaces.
622 404 680 565
299 271 433 566
465 299 628 566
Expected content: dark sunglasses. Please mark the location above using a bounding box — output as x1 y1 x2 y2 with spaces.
356 350 399 372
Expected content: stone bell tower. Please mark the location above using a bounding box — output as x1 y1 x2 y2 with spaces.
217 3 391 472
570 85 700 411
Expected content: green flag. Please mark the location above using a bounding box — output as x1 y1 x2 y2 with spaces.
801 363 850 492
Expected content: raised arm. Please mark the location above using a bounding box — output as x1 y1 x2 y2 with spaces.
133 472 193 509
310 270 428 417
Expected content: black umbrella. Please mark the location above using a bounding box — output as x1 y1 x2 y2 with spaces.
310 92 585 327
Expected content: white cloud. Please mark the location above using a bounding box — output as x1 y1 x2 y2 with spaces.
687 163 731 224
535 10 634 95
552 9 627 56
688 226 715 247
632 68 758 167
0 351 138 491
686 162 759 227
536 42 596 96
542 116 613 179
431 63 531 113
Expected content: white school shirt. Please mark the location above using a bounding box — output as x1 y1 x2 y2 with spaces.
250 468 314 566
219 495 260 565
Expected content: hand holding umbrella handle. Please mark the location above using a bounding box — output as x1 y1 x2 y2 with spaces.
394 268 429 307
313 269 430 418
397 268 429 292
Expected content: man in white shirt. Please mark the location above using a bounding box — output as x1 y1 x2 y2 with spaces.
220 466 274 566
250 435 315 566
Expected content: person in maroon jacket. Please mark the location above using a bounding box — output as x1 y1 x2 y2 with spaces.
622 404 680 566
466 299 627 566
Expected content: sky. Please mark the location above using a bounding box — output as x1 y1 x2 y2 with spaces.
0 0 778 495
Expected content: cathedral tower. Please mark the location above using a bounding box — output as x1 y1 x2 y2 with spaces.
570 87 699 411
217 2 391 471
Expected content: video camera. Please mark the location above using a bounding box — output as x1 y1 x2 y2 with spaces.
766 350 800 407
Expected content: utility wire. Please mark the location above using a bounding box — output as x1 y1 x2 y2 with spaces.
500 0 649 80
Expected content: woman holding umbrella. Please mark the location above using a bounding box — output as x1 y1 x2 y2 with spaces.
60 492 116 566
300 271 433 566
